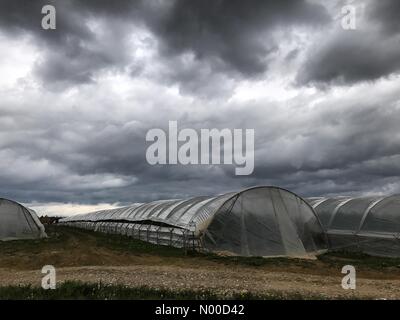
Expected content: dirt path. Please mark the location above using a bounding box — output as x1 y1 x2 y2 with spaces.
0 265 399 299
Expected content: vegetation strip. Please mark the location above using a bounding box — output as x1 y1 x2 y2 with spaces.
0 281 354 300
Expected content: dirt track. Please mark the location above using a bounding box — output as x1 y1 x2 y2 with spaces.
1 265 400 299
1 226 400 299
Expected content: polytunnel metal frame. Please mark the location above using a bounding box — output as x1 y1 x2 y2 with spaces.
60 186 329 257
308 195 400 257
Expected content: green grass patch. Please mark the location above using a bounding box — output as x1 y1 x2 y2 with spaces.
318 250 400 269
0 227 67 254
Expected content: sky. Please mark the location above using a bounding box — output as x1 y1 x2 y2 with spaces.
0 0 400 216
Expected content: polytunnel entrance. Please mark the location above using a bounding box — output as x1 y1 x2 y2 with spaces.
201 187 328 257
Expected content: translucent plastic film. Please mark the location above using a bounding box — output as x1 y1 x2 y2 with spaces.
0 199 47 241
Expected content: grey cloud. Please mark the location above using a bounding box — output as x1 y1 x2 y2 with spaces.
297 30 400 86
297 0 400 86
4 0 400 93
1 0 400 211
368 0 400 35
155 55 237 99
0 0 141 89
149 0 330 84
249 94 400 196
3 83 400 206
0 0 330 93
33 19 134 89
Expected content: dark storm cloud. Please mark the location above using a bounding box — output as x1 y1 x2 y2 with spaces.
0 0 330 91
368 0 400 35
297 30 400 86
298 0 400 86
1 0 399 90
150 0 330 77
253 93 400 196
2 82 400 207
1 0 400 212
0 0 143 88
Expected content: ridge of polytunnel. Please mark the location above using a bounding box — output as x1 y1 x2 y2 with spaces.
64 203 195 231
113 197 214 230
0 198 31 211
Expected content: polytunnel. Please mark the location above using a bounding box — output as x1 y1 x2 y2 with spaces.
59 186 328 258
0 198 47 241
308 195 400 257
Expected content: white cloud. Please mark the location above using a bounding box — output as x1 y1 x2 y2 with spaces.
26 202 121 217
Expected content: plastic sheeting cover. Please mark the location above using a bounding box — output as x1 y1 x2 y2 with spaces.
61 186 328 258
308 195 400 257
0 198 47 241
203 188 328 257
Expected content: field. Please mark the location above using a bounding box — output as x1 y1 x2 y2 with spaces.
1 226 400 299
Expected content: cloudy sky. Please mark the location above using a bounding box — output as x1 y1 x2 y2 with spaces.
1 0 400 216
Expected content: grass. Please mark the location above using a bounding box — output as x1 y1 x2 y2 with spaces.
0 226 187 257
34 226 328 269
318 250 400 269
0 281 350 300
0 228 65 253
82 226 400 269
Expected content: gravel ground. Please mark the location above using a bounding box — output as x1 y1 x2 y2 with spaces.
0 264 399 299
